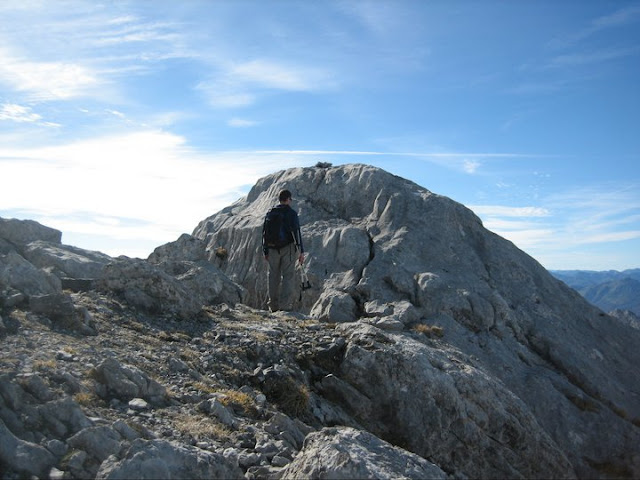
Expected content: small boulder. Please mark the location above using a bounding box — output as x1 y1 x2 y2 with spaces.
311 289 357 323
280 426 446 480
0 218 61 252
95 258 201 318
23 240 112 279
95 439 243 479
0 418 56 478
95 357 167 405
0 251 61 297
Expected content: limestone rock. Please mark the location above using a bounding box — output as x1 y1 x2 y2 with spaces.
178 164 640 478
96 256 244 318
148 233 207 264
37 397 93 438
154 260 246 307
198 398 239 428
94 357 167 405
30 293 74 321
332 323 576 479
1 250 61 298
609 308 640 329
29 293 97 334
67 425 123 462
280 426 446 480
310 289 357 323
23 240 112 280
0 418 56 478
0 217 61 253
96 438 244 480
95 257 202 318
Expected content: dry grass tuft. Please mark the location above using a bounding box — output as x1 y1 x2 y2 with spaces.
265 377 310 418
412 324 444 338
191 380 218 395
173 413 231 440
218 389 259 419
73 391 104 407
33 359 57 370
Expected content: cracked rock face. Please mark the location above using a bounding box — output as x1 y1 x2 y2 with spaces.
191 164 441 315
177 164 640 477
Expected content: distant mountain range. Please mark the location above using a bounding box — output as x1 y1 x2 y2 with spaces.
550 269 640 315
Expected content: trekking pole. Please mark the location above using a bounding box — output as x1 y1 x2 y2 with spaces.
299 259 312 301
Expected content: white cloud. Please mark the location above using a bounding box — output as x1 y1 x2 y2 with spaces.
552 5 640 47
197 80 256 108
497 228 556 247
0 47 100 101
468 184 640 270
199 59 336 108
550 46 640 68
228 118 258 128
0 103 61 127
574 230 640 244
463 159 480 174
469 205 550 217
0 5 196 104
106 109 126 118
230 59 328 91
0 103 42 123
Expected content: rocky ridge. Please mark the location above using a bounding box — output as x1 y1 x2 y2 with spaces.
1 164 639 479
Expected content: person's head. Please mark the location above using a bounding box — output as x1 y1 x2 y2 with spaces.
279 189 292 204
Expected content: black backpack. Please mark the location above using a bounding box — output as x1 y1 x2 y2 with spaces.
264 207 291 248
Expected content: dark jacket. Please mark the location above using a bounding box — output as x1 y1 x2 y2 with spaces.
262 204 304 256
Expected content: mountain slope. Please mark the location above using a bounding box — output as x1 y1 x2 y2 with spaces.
163 163 639 478
2 164 639 479
582 277 640 313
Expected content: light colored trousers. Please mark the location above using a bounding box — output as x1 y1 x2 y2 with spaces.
267 243 296 311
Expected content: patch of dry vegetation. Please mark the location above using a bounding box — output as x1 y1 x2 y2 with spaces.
218 389 259 419
173 413 231 441
412 323 444 338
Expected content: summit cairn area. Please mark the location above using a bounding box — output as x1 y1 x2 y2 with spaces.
1 163 639 479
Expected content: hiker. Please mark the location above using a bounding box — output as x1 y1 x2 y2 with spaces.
262 189 305 312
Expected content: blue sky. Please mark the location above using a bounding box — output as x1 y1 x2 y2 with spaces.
1 1 639 270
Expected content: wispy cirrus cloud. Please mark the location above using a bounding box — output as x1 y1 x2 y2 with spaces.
0 103 60 127
469 185 640 268
513 5 640 97
0 6 193 103
198 59 337 108
0 47 100 101
0 103 41 123
548 45 640 68
551 5 640 48
230 59 333 91
545 186 640 242
469 206 550 217
228 118 258 128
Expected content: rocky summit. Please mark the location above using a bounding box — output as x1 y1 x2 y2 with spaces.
1 163 639 479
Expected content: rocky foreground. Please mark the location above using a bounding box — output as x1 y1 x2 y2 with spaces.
1 164 640 479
